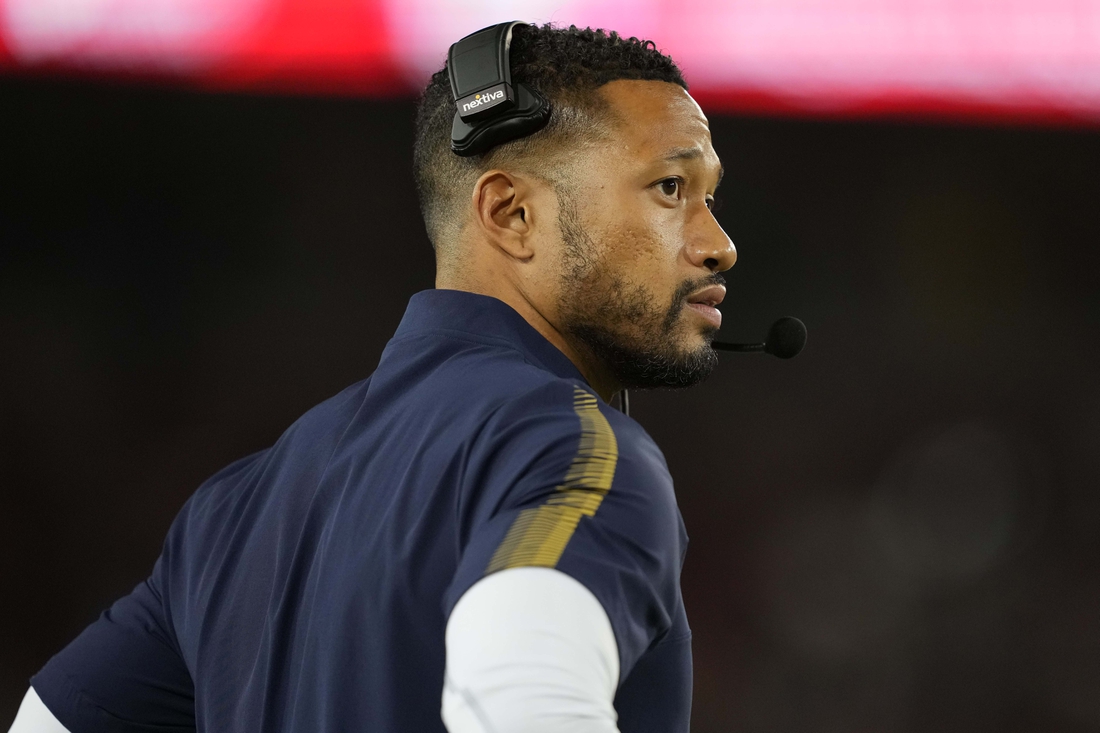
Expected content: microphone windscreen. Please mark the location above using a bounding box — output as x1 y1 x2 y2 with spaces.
765 317 807 359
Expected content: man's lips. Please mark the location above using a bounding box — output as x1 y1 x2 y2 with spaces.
685 285 726 328
687 285 726 308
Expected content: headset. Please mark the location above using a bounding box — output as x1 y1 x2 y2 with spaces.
447 21 551 157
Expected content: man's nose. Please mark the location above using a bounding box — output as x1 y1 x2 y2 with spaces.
685 212 737 272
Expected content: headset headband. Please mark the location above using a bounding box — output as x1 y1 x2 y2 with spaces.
447 21 551 157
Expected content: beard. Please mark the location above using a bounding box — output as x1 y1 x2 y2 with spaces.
555 192 722 390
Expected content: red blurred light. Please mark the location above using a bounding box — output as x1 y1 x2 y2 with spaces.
2 0 1099 126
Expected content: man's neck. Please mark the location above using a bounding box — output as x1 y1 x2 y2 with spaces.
434 275 620 403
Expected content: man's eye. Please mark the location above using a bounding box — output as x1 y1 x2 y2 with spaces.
658 178 681 198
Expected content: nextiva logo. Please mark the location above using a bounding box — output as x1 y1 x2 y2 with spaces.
459 84 509 116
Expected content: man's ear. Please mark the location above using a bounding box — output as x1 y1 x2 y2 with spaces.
470 169 536 261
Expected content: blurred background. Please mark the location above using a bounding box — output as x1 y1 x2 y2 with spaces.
2 1 1099 731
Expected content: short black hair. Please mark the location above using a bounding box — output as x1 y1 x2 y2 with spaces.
413 24 686 253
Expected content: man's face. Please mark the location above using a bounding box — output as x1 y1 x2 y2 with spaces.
553 80 736 390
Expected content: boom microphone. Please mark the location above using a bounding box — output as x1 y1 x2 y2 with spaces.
618 317 807 416
713 317 807 359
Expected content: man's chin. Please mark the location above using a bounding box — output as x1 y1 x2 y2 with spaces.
623 347 717 390
672 321 720 357
573 327 718 391
691 325 720 348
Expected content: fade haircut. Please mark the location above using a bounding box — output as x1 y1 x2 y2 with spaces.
413 24 686 256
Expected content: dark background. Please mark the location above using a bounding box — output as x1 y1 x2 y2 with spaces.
2 75 1099 732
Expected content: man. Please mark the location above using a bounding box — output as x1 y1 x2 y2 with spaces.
10 23 734 733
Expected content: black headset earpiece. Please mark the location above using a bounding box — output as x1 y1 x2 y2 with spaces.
447 21 552 157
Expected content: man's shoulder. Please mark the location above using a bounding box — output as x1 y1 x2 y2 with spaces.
379 332 609 442
488 378 660 450
177 377 373 514
477 376 673 519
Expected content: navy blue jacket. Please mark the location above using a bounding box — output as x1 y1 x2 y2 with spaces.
33 290 692 732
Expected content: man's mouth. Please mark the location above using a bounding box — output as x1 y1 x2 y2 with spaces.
685 285 726 329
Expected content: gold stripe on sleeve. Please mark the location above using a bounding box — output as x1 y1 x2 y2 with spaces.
486 387 619 574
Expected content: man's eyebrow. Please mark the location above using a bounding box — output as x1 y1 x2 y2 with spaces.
662 146 703 162
661 147 724 186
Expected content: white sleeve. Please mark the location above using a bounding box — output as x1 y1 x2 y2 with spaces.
7 688 71 733
442 566 621 733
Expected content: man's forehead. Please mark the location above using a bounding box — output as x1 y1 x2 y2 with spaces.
597 79 718 166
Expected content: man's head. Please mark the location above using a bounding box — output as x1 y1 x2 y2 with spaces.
413 25 736 398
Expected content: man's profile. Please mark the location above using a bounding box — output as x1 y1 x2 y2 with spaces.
10 22 734 733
